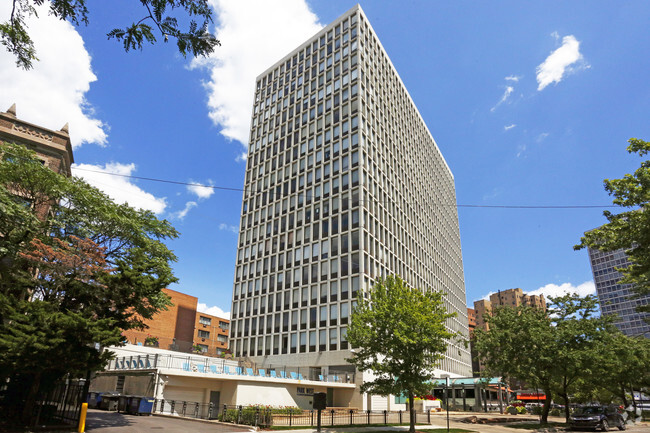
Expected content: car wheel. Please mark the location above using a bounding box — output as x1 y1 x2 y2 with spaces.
601 419 609 432
617 419 626 431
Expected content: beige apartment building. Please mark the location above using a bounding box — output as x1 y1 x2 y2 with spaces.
474 288 546 331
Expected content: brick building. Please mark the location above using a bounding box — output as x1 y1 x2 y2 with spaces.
474 288 546 332
122 288 230 357
0 104 73 176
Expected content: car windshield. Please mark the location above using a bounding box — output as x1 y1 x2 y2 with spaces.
577 407 604 415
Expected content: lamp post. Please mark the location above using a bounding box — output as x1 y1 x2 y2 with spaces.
440 375 450 433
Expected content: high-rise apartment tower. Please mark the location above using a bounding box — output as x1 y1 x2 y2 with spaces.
230 5 472 404
588 246 650 338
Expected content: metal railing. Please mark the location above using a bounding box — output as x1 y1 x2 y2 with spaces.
153 401 440 428
108 353 354 383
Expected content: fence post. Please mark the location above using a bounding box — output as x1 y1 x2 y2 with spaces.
367 410 370 425
238 405 243 424
331 409 334 426
428 408 431 424
182 401 187 416
399 410 402 424
170 400 175 414
350 409 353 425
311 409 314 426
194 402 199 418
255 407 260 427
290 409 293 426
384 410 387 425
208 402 213 419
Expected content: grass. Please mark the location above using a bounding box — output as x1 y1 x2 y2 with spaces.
503 422 565 430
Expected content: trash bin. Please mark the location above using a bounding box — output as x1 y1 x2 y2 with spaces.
127 396 155 415
100 392 121 411
117 395 130 413
87 392 99 409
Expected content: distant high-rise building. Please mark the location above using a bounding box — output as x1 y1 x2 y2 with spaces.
473 288 546 332
229 5 471 408
588 247 650 338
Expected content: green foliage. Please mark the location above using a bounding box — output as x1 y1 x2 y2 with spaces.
575 138 650 315
472 294 614 424
0 142 178 421
346 275 457 433
1 0 220 69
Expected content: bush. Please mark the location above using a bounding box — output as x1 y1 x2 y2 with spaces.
531 406 543 415
550 408 561 417
517 406 527 414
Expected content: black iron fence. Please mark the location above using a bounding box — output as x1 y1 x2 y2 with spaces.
32 378 86 427
152 400 438 428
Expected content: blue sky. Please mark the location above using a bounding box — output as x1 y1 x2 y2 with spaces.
2 1 649 318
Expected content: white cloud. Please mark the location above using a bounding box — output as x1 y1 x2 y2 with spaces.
536 132 550 142
476 281 596 302
197 302 230 320
505 75 521 82
527 281 596 299
219 223 239 233
491 86 514 112
536 34 589 91
0 2 107 148
516 144 527 158
72 163 167 214
504 124 516 131
187 180 215 199
172 201 198 219
190 0 323 150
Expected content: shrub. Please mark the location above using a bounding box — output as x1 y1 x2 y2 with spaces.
517 406 527 414
550 408 561 417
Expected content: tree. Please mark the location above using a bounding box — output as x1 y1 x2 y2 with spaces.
473 294 613 424
1 0 220 69
346 276 457 433
546 294 614 422
575 138 650 316
472 305 555 423
0 142 178 423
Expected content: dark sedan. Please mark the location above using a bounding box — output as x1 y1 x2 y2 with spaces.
569 406 626 431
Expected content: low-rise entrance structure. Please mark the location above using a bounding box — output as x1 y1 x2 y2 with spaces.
91 344 356 411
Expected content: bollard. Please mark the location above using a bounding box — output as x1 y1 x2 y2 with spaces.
331 409 334 426
384 410 387 425
350 409 353 425
367 410 370 425
77 402 88 433
208 402 213 419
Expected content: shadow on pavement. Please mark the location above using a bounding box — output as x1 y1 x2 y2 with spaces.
85 410 134 430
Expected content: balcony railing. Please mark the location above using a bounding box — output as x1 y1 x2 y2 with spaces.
107 353 354 384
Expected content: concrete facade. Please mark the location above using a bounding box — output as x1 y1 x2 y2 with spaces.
229 6 472 410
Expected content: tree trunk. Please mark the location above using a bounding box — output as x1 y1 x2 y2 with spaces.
560 392 570 422
540 387 552 425
22 371 41 425
620 384 628 407
408 392 415 433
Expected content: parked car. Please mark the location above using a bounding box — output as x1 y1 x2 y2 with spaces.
569 405 626 431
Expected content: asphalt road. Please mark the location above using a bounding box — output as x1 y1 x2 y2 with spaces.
85 409 254 433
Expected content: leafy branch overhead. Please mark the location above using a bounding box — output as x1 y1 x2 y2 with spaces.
575 138 650 314
1 0 220 69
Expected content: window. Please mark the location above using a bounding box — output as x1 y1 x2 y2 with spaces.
197 344 208 353
198 330 210 339
199 316 212 326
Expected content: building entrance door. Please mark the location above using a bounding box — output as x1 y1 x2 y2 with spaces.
210 391 220 419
